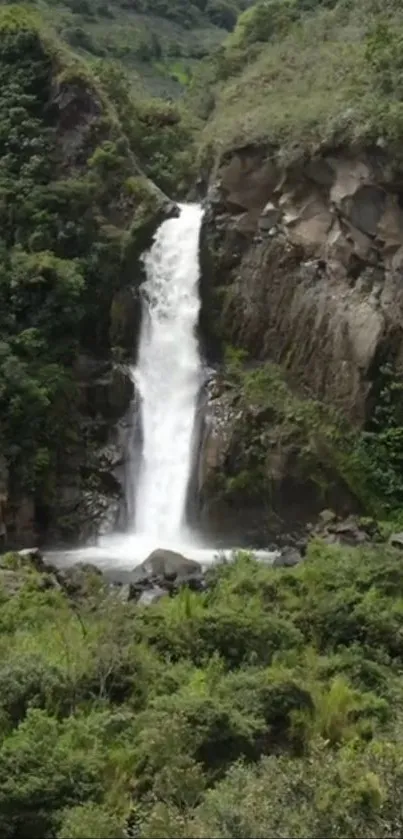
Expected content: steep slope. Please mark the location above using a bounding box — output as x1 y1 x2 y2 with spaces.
195 0 403 541
0 6 175 547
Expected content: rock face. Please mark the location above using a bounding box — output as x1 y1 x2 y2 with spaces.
194 373 360 545
195 147 403 542
38 358 137 547
200 148 403 425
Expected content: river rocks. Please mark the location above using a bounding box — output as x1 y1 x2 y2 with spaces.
140 548 201 578
137 585 167 606
311 512 379 547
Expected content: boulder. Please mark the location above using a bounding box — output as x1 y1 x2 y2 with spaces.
318 509 337 525
332 518 367 545
389 532 403 549
273 547 302 568
134 549 202 582
312 514 372 546
128 549 204 601
55 562 105 599
138 585 168 606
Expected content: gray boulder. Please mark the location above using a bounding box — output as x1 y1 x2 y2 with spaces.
138 585 167 606
132 549 202 583
273 547 302 568
55 562 104 599
128 548 204 601
390 532 403 549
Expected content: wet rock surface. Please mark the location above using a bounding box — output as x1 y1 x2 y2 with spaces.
389 532 403 549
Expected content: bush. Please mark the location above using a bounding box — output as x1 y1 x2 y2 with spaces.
2 544 403 835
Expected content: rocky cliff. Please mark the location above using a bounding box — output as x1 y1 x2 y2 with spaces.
197 146 403 542
202 147 403 421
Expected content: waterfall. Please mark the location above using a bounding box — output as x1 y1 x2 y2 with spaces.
46 202 277 569
130 203 204 540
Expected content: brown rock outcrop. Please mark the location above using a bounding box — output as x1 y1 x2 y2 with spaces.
200 147 403 425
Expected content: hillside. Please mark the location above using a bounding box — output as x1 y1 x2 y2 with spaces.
6 0 249 97
191 0 403 163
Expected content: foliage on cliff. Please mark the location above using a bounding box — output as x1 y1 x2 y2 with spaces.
0 5 173 526
190 0 403 163
94 60 198 195
203 354 392 529
2 541 403 837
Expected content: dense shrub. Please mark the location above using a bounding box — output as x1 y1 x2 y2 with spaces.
0 542 403 839
2 544 403 836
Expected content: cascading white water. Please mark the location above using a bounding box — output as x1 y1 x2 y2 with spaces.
45 202 277 570
131 202 204 540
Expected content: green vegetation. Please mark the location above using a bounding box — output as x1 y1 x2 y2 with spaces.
95 60 198 194
3 541 403 836
215 351 403 520
191 0 403 164
2 0 247 98
0 6 185 533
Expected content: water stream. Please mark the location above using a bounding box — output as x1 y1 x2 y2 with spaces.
47 204 275 570
130 202 204 538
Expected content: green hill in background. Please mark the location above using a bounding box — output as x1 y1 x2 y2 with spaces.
5 0 249 97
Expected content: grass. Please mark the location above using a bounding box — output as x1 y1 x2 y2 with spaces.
197 0 403 164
